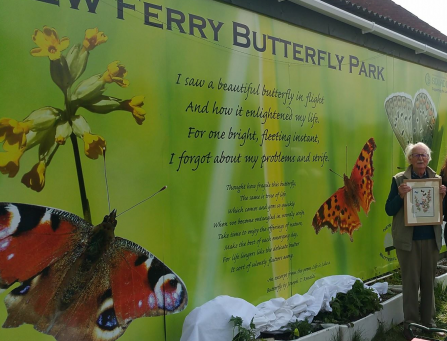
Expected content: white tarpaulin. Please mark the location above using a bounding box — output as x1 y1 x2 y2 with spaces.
180 275 387 341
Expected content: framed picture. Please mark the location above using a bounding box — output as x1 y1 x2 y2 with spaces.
404 178 443 226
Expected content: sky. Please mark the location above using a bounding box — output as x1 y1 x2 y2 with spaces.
391 0 447 36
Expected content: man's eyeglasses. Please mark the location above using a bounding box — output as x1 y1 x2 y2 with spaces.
411 153 429 159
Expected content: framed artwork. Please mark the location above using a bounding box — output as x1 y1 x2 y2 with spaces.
404 178 443 226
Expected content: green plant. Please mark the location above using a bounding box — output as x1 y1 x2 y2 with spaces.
371 320 387 340
351 329 366 341
378 324 409 341
286 319 313 339
230 316 257 341
435 283 447 326
315 280 382 324
387 270 402 285
0 26 146 222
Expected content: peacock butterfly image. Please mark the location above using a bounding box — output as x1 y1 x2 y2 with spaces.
0 203 187 340
312 138 376 241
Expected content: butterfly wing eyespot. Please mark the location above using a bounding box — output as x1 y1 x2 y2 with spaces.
3 265 63 329
110 238 188 323
4 243 127 341
312 138 376 241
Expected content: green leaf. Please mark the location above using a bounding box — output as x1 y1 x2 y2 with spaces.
249 317 255 330
313 280 382 324
230 315 243 327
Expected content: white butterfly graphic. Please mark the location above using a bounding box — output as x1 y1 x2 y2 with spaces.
384 89 437 150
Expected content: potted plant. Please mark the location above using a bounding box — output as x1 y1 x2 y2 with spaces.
230 316 274 341
259 320 321 340
313 280 383 341
231 316 339 341
436 258 447 286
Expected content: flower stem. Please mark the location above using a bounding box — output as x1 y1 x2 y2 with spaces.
70 133 92 223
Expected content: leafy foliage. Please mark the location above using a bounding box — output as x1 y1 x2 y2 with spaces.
351 330 366 341
435 282 447 329
315 280 382 324
230 316 257 341
286 319 313 339
387 270 402 285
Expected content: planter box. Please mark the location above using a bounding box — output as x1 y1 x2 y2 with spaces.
273 293 402 341
380 293 404 326
289 324 339 341
388 284 402 293
435 272 447 287
337 294 403 341
339 311 382 341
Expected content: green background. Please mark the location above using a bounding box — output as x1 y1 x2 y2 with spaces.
1 0 447 340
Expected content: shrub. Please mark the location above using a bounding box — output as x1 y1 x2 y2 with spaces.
315 280 382 324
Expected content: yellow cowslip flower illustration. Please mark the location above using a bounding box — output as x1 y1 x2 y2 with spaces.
102 61 130 87
0 108 106 190
0 148 25 177
0 27 147 195
83 133 106 159
0 118 31 151
83 28 108 51
30 26 69 60
21 161 46 192
55 120 73 145
122 96 146 125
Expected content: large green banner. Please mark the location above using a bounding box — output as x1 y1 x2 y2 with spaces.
1 0 447 340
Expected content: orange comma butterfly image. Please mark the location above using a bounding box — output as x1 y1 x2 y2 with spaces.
312 138 376 241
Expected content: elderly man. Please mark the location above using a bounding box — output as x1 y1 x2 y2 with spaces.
385 142 446 340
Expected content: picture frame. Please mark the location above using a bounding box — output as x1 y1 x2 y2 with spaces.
404 178 443 226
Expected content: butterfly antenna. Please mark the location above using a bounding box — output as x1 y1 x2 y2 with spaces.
102 147 111 214
117 186 167 217
346 145 348 175
329 169 343 179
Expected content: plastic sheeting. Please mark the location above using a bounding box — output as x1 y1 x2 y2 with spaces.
180 275 388 341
